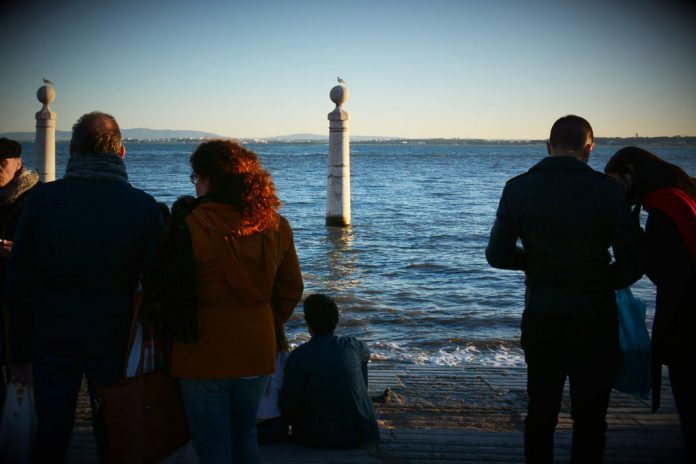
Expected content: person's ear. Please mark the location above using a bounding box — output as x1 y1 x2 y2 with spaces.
584 142 595 157
119 145 126 159
578 142 594 163
546 142 553 156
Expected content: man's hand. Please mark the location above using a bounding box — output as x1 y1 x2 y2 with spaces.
0 238 12 258
10 363 33 385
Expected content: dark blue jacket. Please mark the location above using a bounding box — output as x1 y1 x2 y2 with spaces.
5 177 163 363
486 156 644 351
280 334 379 448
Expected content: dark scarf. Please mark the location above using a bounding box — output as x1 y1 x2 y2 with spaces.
64 152 128 184
644 187 696 264
0 167 39 205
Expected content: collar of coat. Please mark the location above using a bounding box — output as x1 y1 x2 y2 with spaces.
64 152 128 184
529 155 593 173
0 167 39 205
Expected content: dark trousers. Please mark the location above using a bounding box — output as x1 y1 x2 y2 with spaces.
523 318 618 464
669 362 695 462
257 415 289 445
525 358 614 464
31 351 122 464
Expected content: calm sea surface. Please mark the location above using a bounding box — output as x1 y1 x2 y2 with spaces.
21 142 696 366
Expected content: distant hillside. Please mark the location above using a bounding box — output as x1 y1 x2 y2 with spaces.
0 128 226 141
122 128 226 140
2 129 694 146
264 133 399 142
265 133 327 142
0 130 72 141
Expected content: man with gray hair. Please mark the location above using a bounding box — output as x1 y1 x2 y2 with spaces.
6 112 163 462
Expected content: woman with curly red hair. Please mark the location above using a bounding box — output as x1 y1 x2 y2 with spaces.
170 140 303 463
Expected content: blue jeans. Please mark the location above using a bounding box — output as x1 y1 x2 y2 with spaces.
181 376 270 464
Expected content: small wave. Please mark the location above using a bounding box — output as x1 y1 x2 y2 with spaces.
370 339 524 367
405 263 450 270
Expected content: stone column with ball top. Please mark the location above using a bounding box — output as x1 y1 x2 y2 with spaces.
35 80 57 182
326 80 351 227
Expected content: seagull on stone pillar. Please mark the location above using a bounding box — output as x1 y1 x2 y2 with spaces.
337 76 346 85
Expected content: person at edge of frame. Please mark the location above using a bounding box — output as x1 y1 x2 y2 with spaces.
5 112 163 462
0 137 40 411
605 146 696 462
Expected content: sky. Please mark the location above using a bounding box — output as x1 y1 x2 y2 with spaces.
1 0 695 139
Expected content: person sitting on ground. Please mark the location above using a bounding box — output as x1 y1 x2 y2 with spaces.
256 324 291 445
280 293 379 448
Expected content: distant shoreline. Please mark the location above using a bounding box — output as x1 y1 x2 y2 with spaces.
3 132 696 147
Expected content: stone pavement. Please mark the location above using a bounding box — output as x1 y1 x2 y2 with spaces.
65 365 687 463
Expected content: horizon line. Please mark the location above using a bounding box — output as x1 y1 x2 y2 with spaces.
1 129 695 143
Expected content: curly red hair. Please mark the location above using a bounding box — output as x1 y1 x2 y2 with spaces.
191 140 281 231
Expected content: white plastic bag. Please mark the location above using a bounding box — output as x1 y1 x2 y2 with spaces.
125 322 157 378
125 321 144 378
0 383 37 464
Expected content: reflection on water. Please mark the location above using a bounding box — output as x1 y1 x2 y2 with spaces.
324 226 358 292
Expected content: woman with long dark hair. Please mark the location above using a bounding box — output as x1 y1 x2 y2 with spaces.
170 140 303 463
605 146 695 459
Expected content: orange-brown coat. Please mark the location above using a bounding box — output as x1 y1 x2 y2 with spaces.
171 202 303 379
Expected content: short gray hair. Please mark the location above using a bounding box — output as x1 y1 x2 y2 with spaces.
71 111 123 155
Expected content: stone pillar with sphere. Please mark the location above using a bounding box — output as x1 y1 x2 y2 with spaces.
35 82 57 182
326 83 351 227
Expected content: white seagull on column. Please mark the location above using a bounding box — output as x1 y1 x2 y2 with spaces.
337 76 346 85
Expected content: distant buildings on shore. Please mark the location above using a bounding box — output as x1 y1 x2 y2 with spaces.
2 130 695 147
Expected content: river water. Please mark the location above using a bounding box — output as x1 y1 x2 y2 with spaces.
21 141 696 366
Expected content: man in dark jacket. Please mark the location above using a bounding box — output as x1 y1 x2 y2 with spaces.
280 294 379 449
0 137 39 405
6 112 163 462
486 115 643 463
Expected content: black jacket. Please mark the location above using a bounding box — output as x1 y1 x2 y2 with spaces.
5 177 163 363
645 209 695 366
1 187 37 288
486 156 644 349
1 186 37 366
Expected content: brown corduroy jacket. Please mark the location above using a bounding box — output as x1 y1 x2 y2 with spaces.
171 202 303 379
